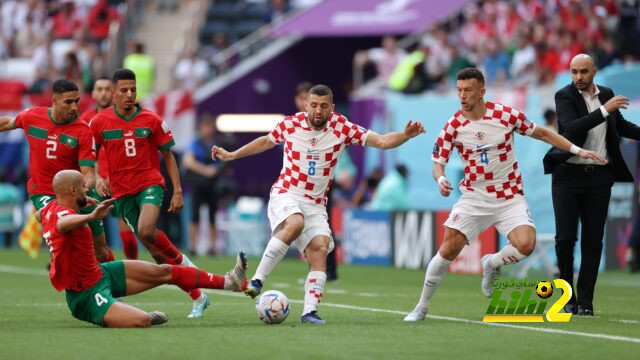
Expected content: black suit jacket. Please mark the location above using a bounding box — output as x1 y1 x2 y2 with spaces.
543 83 640 181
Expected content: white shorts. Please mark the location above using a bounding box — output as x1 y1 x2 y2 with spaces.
443 194 535 243
267 194 334 253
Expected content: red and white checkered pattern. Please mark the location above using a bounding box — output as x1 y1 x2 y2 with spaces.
432 102 536 201
268 112 370 205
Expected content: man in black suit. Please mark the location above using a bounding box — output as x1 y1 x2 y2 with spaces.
543 54 640 316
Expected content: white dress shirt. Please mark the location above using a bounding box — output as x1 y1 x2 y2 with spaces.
567 84 610 164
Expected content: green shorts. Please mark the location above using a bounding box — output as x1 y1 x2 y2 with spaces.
113 185 165 236
65 260 127 327
30 190 105 236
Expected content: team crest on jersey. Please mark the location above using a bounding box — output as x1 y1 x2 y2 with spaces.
310 138 319 148
475 131 485 142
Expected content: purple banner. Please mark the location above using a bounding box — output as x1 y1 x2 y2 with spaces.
273 0 471 37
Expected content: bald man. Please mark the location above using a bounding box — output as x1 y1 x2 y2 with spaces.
39 170 248 328
543 54 640 316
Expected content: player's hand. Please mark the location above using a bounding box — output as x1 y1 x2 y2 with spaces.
577 149 608 165
168 192 184 213
85 196 99 207
96 176 111 197
212 145 235 162
92 198 115 220
404 120 426 138
603 95 629 113
438 177 453 197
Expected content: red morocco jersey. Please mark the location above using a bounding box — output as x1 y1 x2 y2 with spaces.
13 107 96 196
81 108 109 179
432 102 536 201
90 105 175 198
41 200 102 292
268 112 370 205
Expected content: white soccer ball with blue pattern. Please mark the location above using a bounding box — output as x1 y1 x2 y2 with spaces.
256 290 290 324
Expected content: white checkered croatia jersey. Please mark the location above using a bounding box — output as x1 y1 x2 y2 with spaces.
432 102 536 201
268 112 370 205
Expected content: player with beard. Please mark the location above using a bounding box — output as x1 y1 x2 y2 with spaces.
212 84 425 324
82 76 139 260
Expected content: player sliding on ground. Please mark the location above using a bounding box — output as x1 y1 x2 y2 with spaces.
404 68 607 322
0 79 115 263
212 84 425 324
90 69 209 319
39 170 248 328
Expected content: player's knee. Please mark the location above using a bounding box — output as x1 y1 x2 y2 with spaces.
138 227 155 243
518 238 536 256
283 214 304 234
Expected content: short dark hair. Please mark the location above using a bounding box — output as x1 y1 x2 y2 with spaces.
295 82 313 96
456 67 485 85
112 69 136 84
309 84 333 101
95 75 111 82
52 79 78 94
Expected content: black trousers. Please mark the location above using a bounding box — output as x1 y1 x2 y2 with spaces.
552 164 614 308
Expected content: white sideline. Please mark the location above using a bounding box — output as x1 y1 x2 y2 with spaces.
2 264 640 345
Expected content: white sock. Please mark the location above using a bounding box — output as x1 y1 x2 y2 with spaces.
489 244 528 268
416 253 452 311
253 237 289 282
303 271 327 315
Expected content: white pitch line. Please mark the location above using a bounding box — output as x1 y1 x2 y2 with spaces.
3 263 640 345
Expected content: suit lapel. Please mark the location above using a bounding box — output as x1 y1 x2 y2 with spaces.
570 84 590 117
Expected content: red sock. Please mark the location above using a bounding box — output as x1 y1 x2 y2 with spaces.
120 231 138 260
163 258 202 300
155 230 183 264
170 266 225 290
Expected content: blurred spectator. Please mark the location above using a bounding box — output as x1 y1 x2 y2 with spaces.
123 41 155 100
264 0 291 24
63 52 83 89
510 36 536 79
156 0 178 13
87 0 120 42
447 45 473 84
0 178 19 248
174 48 209 90
52 1 82 39
202 32 228 66
12 14 39 57
355 36 407 86
370 165 410 211
592 36 618 69
294 81 312 112
481 38 509 85
421 27 452 88
183 117 221 256
543 108 557 131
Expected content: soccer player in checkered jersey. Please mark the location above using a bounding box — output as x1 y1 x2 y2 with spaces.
213 84 425 324
90 69 213 319
404 68 607 321
0 79 115 263
81 76 139 260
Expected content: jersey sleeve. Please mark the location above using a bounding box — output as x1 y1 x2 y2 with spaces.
153 117 175 151
512 110 536 136
13 112 25 129
89 117 103 148
77 126 96 167
341 117 370 146
267 117 289 145
432 119 457 165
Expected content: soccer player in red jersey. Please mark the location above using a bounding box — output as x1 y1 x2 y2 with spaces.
213 84 425 324
82 76 139 260
40 170 247 328
90 69 209 318
0 79 114 262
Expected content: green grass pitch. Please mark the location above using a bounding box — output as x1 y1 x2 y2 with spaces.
0 248 638 359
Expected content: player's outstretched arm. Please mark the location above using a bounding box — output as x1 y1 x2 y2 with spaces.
365 120 425 149
0 116 15 132
530 126 608 164
211 135 277 162
161 149 184 213
433 162 453 197
57 198 115 233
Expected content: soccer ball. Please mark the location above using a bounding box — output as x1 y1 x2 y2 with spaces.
256 290 290 324
536 281 553 299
